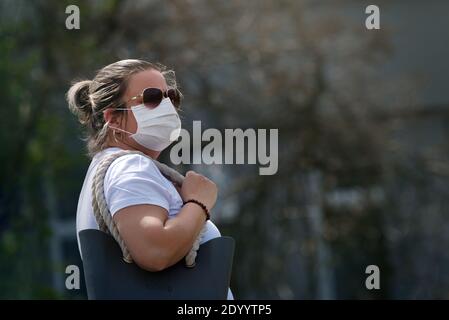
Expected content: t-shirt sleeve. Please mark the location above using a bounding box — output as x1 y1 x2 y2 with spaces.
103 154 171 216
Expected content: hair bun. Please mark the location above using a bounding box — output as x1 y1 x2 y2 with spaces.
66 80 94 125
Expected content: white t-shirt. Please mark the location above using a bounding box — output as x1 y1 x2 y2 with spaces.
75 147 234 299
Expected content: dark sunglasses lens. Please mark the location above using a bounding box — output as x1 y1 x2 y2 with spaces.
167 88 181 109
142 88 163 109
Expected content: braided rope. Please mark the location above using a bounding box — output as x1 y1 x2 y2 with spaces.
91 150 207 267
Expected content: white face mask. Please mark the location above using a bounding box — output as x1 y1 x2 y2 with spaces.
110 97 181 151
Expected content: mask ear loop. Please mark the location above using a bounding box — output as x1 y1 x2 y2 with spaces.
104 120 134 144
112 128 121 144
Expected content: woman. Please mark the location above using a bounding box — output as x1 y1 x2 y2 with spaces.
67 59 234 299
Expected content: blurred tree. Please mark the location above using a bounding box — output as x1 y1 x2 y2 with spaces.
0 0 123 298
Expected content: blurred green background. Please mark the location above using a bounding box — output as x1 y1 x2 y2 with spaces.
1 0 448 299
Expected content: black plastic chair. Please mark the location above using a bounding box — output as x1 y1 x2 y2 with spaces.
79 229 235 300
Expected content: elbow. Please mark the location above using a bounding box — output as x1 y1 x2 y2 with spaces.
127 228 180 272
133 251 171 272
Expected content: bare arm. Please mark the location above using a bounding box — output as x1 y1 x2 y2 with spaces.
112 171 217 272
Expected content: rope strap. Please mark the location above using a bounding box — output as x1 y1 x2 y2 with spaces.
91 150 207 267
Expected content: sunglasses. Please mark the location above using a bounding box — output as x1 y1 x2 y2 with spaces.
126 87 182 110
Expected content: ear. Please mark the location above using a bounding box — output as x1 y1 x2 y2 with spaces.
103 108 121 126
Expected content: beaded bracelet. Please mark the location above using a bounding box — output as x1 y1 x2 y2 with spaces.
183 199 211 221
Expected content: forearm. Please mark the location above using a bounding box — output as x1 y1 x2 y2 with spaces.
161 203 207 267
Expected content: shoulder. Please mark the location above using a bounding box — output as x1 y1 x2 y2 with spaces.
105 153 160 180
109 153 156 171
98 152 174 216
